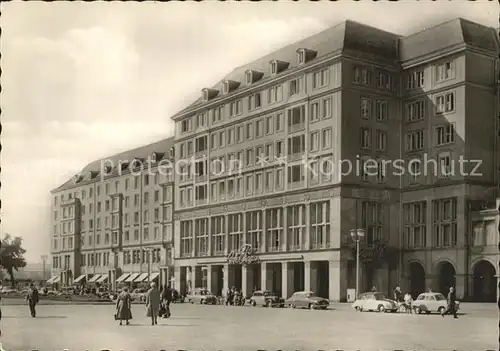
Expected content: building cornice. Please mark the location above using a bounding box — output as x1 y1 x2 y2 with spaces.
401 43 467 70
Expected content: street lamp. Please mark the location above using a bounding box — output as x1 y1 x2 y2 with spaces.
350 229 366 299
40 255 48 282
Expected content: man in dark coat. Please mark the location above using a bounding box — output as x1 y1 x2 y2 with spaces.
161 284 172 318
26 283 39 317
441 286 458 318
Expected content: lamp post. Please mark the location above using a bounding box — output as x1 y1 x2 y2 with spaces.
350 229 366 299
40 255 48 282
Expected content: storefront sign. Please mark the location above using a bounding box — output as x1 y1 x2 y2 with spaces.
227 244 259 265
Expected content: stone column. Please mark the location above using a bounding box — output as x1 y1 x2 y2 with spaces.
191 219 196 257
261 209 266 253
223 263 229 294
455 273 467 300
281 262 294 299
174 266 181 291
242 265 254 298
304 261 311 291
282 206 288 252
224 214 229 255
207 217 212 257
261 262 268 290
329 260 346 302
206 265 213 293
304 203 310 250
242 212 247 245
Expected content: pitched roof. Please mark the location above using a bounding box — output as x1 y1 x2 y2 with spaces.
52 137 175 193
173 18 498 119
399 18 499 62
173 20 400 117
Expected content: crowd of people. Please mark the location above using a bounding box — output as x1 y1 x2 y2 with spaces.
224 286 244 306
389 285 458 318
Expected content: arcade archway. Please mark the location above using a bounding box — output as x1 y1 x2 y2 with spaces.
436 261 456 296
472 260 496 302
408 262 426 299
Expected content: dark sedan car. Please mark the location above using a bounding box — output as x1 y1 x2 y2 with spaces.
285 291 330 310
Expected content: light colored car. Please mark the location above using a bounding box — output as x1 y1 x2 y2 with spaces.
186 288 217 305
412 292 460 314
285 291 330 310
249 290 285 307
131 288 147 302
352 292 398 312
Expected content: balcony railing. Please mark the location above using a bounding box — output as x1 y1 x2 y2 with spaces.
311 242 330 250
288 152 304 162
288 123 305 134
213 249 225 256
267 246 282 253
288 244 302 251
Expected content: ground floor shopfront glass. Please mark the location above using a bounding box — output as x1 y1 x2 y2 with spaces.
174 257 395 301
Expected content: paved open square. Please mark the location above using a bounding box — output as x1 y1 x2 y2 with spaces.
0 303 496 350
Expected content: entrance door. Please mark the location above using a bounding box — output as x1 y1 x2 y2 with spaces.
472 260 496 302
408 262 426 299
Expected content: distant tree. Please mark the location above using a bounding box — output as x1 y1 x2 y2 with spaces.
0 234 27 288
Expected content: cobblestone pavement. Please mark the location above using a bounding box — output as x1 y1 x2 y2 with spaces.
0 303 496 350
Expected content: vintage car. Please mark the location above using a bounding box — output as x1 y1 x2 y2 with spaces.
186 288 218 305
412 292 460 314
131 288 147 302
249 290 285 308
352 292 398 312
285 291 330 310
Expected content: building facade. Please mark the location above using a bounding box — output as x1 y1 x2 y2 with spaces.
49 138 175 291
171 19 499 301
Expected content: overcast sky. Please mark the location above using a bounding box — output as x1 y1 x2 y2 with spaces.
2 1 497 262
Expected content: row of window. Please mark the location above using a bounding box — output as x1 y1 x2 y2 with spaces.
405 91 455 122
353 66 393 91
179 202 332 256
178 157 334 207
52 255 71 269
54 187 173 222
405 124 455 152
406 61 455 91
121 249 162 265
53 172 174 207
183 66 332 133
403 198 458 249
178 99 333 160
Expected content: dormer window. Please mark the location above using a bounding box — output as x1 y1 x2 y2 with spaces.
270 61 278 75
245 70 253 85
119 161 129 172
87 171 96 180
202 88 209 101
151 153 158 163
131 158 143 170
222 81 230 94
73 173 82 184
169 147 175 158
103 165 113 175
297 49 306 65
296 48 317 65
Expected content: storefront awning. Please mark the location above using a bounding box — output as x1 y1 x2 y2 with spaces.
73 275 86 284
96 274 109 283
46 275 59 284
125 273 141 283
149 272 160 282
88 274 102 283
116 273 130 283
134 273 149 283
52 276 61 283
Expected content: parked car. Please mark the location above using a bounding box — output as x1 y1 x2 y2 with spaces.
131 288 147 302
352 292 398 312
285 291 330 310
249 290 285 308
186 288 218 305
412 292 460 315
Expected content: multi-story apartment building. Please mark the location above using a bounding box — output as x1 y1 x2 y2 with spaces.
170 18 499 301
49 138 175 291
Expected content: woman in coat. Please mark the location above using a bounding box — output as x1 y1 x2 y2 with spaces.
146 282 161 325
115 287 132 326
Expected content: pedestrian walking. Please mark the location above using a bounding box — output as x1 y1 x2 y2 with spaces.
160 284 172 318
115 287 132 326
26 283 39 318
441 287 458 319
146 282 161 325
404 292 413 314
